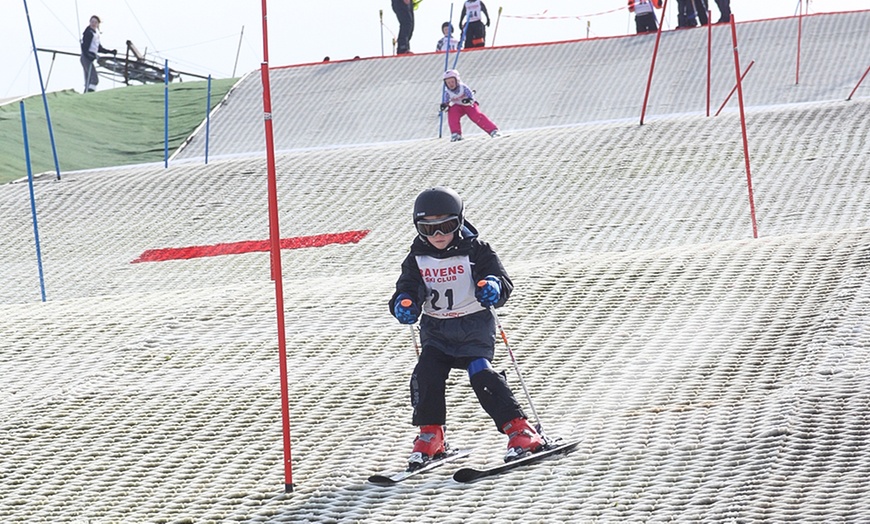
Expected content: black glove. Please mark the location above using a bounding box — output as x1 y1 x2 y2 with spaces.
487 20 491 27
440 103 449 112
461 98 473 105
111 49 118 55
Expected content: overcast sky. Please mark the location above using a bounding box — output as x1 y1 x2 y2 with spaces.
4 0 867 99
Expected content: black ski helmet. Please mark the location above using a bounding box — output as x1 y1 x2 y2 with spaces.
413 186 464 225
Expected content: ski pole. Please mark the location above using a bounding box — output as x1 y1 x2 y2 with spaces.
409 325 420 358
379 10 385 57
491 6 502 47
401 298 421 358
479 281 547 439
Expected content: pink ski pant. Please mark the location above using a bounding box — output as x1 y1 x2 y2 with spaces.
447 103 498 135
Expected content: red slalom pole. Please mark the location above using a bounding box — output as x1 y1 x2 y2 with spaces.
795 0 803 85
260 0 294 493
729 16 759 239
706 10 712 116
846 65 870 101
640 0 668 125
714 59 755 116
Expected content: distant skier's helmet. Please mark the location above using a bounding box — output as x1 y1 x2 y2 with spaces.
442 21 453 33
413 187 464 237
443 69 461 83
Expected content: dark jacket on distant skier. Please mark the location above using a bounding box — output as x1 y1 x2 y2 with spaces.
81 26 110 61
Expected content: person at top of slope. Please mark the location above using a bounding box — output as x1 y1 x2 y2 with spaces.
389 186 544 468
459 0 490 48
628 0 659 34
80 15 117 93
436 21 461 52
439 69 499 142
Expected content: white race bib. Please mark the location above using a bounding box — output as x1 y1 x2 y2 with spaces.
416 255 485 318
465 0 482 22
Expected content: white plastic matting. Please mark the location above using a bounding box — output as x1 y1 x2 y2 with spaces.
2 25 870 523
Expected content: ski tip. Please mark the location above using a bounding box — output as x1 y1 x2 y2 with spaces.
452 467 481 483
367 475 398 485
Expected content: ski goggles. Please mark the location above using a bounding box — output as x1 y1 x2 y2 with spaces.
416 216 461 237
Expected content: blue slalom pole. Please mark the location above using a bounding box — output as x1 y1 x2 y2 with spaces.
20 102 47 302
164 59 169 168
438 3 455 138
22 0 62 181
452 18 470 70
205 74 212 164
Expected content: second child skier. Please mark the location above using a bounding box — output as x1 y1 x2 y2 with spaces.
440 69 499 142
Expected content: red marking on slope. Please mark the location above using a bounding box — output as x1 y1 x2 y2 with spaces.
131 230 369 263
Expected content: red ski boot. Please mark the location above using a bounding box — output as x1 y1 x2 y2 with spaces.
502 417 544 462
408 425 447 468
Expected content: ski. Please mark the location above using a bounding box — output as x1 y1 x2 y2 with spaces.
452 438 581 483
368 448 472 485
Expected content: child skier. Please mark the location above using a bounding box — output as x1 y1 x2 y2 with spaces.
389 186 544 468
440 69 499 142
459 0 491 48
435 22 460 52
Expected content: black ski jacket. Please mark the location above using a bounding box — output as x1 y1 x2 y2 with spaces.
389 221 513 359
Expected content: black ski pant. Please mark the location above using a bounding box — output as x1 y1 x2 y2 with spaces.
635 13 657 34
715 0 731 23
693 0 709 25
392 0 414 54
677 0 697 27
80 54 99 92
410 346 525 432
464 20 486 48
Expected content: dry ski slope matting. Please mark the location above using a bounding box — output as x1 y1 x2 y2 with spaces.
2 14 870 524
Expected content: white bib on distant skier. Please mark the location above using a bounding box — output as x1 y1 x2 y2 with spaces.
436 36 460 52
632 0 655 15
88 30 101 55
465 0 483 23
416 254 485 318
